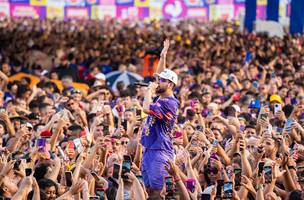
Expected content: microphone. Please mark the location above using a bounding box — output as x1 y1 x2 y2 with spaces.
134 82 149 87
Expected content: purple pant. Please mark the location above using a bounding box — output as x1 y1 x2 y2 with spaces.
141 149 173 190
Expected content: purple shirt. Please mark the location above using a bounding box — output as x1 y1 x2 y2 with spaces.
141 96 180 154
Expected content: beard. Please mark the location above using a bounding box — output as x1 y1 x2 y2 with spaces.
156 86 166 94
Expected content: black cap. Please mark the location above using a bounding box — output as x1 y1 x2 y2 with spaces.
27 113 40 120
68 124 82 131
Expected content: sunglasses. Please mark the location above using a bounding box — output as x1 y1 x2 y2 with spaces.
71 89 81 94
121 141 129 145
67 102 75 107
159 78 169 83
101 92 110 95
112 142 120 146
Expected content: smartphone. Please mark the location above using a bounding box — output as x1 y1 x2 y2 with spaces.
216 180 224 199
14 159 21 170
223 182 233 199
113 164 120 179
201 193 211 200
258 162 265 177
165 176 174 195
259 112 268 121
136 109 141 116
89 197 99 200
0 108 5 113
57 146 68 161
186 178 196 193
96 188 105 200
297 166 304 182
274 103 281 114
91 171 101 181
264 166 272 183
136 175 144 184
276 127 283 135
103 126 109 136
121 120 128 131
234 168 242 186
36 138 46 149
121 160 131 179
284 118 294 133
25 168 32 176
123 155 132 161
174 131 183 138
207 111 213 117
196 125 204 132
213 140 219 146
73 138 83 152
65 171 73 187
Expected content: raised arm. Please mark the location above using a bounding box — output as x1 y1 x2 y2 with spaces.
156 39 170 74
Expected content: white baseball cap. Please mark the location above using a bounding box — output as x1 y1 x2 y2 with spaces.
95 73 106 80
155 69 178 85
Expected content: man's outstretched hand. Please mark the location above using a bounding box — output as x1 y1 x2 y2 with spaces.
160 39 170 57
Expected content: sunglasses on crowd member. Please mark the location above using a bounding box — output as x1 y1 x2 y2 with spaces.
100 91 110 95
121 141 129 145
158 78 170 83
71 89 81 94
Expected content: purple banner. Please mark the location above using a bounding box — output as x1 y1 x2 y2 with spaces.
86 0 99 5
115 0 133 6
65 6 90 20
10 3 45 19
233 0 244 4
256 5 266 20
9 0 29 3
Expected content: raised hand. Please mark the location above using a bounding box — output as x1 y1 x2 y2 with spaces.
69 180 84 195
241 175 255 194
160 39 170 57
0 160 15 176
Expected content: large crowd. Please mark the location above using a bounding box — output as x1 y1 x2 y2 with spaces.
0 18 303 200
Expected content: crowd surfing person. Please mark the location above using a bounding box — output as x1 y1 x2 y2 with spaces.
0 20 303 200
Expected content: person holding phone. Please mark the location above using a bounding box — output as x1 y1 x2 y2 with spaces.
141 39 180 199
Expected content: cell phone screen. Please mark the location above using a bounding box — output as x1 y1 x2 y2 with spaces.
264 166 272 183
136 109 141 116
297 167 304 182
121 160 131 179
103 126 109 136
122 120 128 131
186 179 195 192
25 168 32 176
65 171 73 187
223 182 233 199
216 180 224 198
96 188 105 200
36 138 46 148
89 197 99 200
234 169 242 186
136 175 144 184
113 164 120 179
165 176 174 193
258 162 264 176
91 172 100 181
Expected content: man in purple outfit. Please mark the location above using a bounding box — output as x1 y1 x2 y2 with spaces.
141 40 180 199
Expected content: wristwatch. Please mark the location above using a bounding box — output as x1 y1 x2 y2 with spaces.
256 184 264 190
